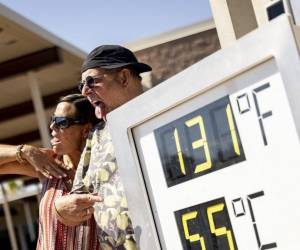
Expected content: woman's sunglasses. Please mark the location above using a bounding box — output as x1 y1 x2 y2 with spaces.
50 116 85 129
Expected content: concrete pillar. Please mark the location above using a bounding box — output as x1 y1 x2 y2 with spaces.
286 0 300 23
210 0 258 48
16 225 28 250
251 0 273 26
0 184 18 250
23 201 35 241
27 71 51 147
290 0 300 25
252 0 295 26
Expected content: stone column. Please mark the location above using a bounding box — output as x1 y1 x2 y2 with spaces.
27 71 51 147
209 0 258 48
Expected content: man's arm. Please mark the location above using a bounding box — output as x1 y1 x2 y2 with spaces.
54 193 101 226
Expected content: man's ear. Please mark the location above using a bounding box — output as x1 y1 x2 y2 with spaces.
119 68 131 87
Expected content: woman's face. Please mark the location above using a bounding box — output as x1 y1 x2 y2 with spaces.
50 102 90 155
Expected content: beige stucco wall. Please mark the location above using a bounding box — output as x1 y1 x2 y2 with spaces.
211 0 295 48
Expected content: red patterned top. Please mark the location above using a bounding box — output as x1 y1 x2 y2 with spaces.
36 177 101 250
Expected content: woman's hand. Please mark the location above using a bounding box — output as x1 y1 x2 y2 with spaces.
22 145 67 179
54 193 102 226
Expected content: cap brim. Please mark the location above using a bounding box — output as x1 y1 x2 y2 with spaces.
101 62 152 73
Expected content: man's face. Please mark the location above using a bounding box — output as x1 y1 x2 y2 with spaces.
81 68 125 119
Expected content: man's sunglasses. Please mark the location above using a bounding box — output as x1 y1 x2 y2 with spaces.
78 74 106 93
50 116 85 129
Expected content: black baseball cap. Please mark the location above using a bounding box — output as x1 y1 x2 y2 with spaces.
81 45 152 73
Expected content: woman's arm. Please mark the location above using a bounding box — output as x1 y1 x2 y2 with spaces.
0 161 38 178
0 144 20 165
0 144 67 178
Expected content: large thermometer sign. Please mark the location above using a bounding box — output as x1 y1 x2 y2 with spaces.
132 72 300 249
108 17 300 250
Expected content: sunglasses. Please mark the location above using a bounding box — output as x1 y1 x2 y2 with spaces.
50 116 85 129
78 74 106 93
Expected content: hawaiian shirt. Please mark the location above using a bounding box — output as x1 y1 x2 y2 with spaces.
71 122 137 250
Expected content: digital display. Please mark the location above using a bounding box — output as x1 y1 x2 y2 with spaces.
175 191 278 250
175 197 237 250
154 96 245 187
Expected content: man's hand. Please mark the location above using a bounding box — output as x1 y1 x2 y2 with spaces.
22 145 67 179
54 193 102 226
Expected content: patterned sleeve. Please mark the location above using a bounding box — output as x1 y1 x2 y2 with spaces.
88 126 138 250
71 124 138 249
71 132 93 194
93 160 137 249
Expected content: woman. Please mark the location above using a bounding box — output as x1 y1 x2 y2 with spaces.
0 94 101 250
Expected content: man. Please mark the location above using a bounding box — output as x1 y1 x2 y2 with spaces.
54 45 152 250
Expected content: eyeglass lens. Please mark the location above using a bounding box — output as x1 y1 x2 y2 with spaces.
51 116 71 129
78 76 95 92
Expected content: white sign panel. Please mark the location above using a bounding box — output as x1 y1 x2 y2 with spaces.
133 73 300 249
108 16 300 250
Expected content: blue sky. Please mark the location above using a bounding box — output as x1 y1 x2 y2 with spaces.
0 0 212 52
